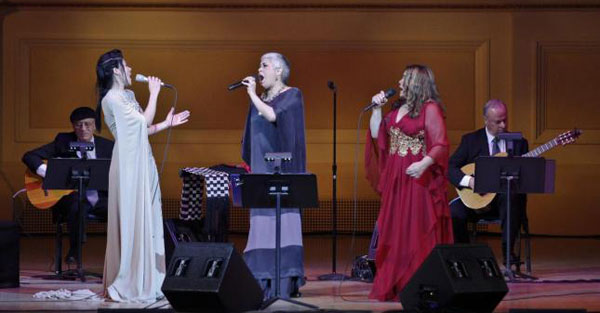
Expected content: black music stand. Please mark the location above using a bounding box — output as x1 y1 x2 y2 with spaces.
44 157 110 282
474 156 555 280
241 172 319 310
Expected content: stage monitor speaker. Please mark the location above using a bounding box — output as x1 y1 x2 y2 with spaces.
0 221 19 288
161 242 263 313
399 244 508 313
163 218 205 264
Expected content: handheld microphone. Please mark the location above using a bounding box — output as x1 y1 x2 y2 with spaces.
362 88 397 112
228 75 257 91
135 74 173 89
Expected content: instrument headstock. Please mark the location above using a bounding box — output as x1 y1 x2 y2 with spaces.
557 128 582 146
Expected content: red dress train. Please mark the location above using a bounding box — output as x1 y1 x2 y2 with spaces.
365 101 454 301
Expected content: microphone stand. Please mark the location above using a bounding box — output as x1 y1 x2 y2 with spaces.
318 82 349 281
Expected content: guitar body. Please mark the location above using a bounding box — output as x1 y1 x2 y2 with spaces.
455 159 501 210
455 128 581 210
24 168 74 209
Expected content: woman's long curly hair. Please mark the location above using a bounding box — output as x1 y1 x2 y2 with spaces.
393 64 445 117
95 49 124 131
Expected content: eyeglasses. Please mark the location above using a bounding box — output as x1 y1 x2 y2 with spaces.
74 121 95 129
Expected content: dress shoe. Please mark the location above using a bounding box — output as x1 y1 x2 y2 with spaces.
290 291 302 298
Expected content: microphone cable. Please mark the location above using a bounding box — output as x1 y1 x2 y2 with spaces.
158 85 178 177
150 85 178 203
336 109 381 304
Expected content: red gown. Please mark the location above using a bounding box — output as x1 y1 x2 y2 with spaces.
365 101 454 301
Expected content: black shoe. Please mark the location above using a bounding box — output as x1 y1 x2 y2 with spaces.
290 291 302 298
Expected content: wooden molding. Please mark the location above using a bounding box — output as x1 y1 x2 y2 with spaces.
535 41 600 144
4 0 600 10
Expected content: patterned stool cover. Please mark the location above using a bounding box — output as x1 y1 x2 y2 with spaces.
179 167 230 242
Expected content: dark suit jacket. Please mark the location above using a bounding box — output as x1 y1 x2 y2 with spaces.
22 132 114 173
448 128 529 189
22 132 114 203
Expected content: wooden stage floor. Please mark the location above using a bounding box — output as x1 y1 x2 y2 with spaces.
0 234 599 312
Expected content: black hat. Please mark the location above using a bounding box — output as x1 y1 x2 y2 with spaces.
70 107 96 123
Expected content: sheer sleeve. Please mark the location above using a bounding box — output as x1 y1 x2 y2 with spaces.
421 101 449 211
365 113 390 194
424 101 449 170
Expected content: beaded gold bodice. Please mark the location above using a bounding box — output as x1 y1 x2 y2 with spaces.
389 127 426 157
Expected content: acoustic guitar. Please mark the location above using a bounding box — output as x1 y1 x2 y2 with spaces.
456 129 581 210
24 162 74 209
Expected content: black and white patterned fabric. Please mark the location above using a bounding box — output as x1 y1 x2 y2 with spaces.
179 167 230 242
179 172 203 221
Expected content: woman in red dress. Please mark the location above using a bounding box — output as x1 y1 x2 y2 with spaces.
365 64 454 301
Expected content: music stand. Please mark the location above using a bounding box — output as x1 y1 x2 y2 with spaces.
44 157 110 282
241 172 319 310
474 156 555 280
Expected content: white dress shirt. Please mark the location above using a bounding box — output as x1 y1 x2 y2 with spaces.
459 128 506 187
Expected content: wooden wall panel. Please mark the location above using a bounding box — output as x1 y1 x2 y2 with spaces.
514 12 600 235
16 39 486 142
4 5 595 236
2 8 507 215
537 43 600 141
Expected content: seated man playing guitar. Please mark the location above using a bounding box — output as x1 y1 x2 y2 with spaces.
22 107 114 264
448 99 528 264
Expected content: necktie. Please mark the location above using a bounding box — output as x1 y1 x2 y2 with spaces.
492 136 500 155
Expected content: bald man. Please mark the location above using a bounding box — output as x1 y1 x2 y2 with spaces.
448 99 528 264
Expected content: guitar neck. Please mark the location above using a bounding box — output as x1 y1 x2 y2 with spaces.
521 138 559 157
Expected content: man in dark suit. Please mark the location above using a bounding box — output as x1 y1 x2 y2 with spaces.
22 107 114 264
448 99 528 263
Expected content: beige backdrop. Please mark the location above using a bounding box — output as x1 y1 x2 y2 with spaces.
2 0 599 235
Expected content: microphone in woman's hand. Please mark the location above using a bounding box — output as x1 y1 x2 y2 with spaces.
363 88 397 112
228 75 258 91
135 74 174 89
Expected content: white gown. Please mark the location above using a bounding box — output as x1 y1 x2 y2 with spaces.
102 89 166 302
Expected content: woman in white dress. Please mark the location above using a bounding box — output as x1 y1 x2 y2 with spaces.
95 49 190 302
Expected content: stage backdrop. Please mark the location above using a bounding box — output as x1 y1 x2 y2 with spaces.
1 0 599 236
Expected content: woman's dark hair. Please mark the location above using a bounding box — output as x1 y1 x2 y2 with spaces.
95 49 124 131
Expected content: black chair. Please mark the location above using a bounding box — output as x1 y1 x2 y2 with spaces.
53 208 106 277
12 189 106 279
449 197 532 274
